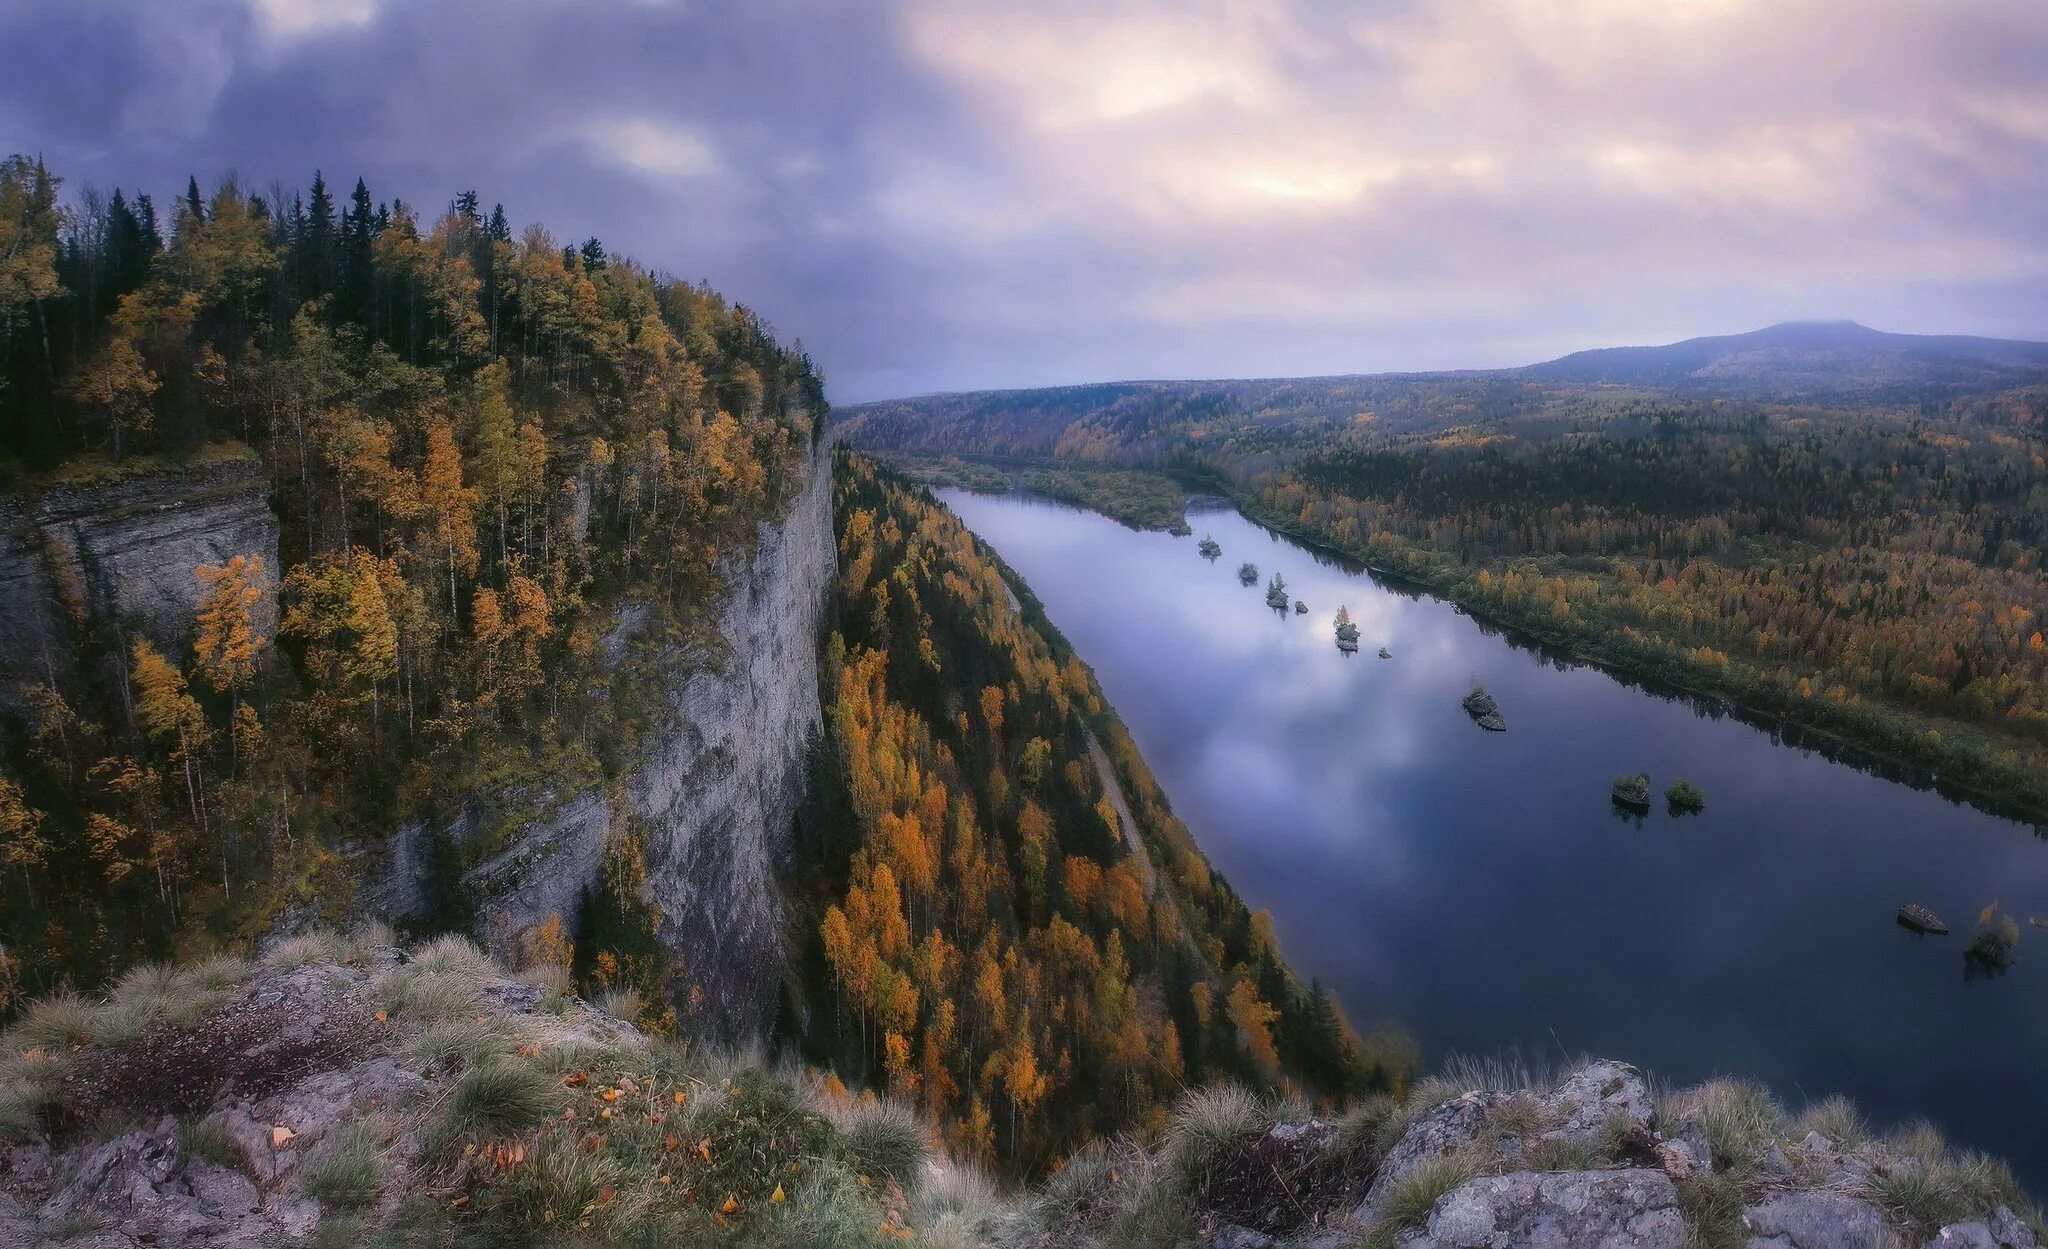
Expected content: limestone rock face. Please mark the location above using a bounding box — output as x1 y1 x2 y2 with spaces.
362 436 834 1040
624 438 833 1037
0 453 279 706
1741 1191 1897 1249
1395 1168 1686 1249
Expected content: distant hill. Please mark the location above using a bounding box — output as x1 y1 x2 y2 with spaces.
1521 320 2048 395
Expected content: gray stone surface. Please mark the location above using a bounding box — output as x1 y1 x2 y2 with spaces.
1741 1191 1896 1249
1394 1168 1685 1249
1934 1209 2043 1249
35 1123 291 1248
1538 1060 1652 1148
1658 1122 1711 1179
630 435 834 1038
1359 1091 1507 1219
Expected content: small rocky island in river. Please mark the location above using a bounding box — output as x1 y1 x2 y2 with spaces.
1238 561 1259 585
1294 599 1307 614
1265 573 1291 610
1378 646 1392 658
1611 773 1653 808
1666 778 1706 813
1198 534 1222 559
1897 903 1949 935
1462 682 1506 730
1334 605 1361 652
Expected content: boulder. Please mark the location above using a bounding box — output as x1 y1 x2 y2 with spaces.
1658 1122 1711 1179
1359 1091 1507 1219
1933 1208 2043 1249
37 1124 281 1248
1538 1060 1653 1148
1741 1191 1897 1249
1393 1168 1685 1249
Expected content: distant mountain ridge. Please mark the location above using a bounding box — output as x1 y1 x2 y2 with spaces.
1519 320 2048 394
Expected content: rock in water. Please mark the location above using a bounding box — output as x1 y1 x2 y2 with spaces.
1898 902 1949 934
1462 686 1507 731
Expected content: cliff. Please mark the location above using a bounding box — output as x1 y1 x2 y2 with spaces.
0 448 279 707
366 434 835 1040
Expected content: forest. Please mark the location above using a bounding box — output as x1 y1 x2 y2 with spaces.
0 154 824 1000
793 454 1404 1173
839 359 2048 821
0 154 1400 1179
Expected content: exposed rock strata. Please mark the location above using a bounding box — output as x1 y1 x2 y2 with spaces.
0 453 279 706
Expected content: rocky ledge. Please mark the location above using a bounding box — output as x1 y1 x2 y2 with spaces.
1007 1059 2042 1249
0 930 941 1249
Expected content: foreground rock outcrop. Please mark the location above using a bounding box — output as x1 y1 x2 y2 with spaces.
4 957 2040 1249
0 932 938 1248
1004 1059 2042 1249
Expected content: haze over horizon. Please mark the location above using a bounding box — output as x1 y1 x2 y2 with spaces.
4 0 2047 402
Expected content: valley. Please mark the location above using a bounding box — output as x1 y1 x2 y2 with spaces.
934 485 2048 1194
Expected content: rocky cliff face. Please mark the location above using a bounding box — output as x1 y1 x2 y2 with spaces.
367 436 835 1040
619 435 835 1037
0 452 279 706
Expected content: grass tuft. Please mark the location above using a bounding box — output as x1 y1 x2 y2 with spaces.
11 991 100 1051
1160 1085 1268 1195
1328 1092 1398 1168
1670 1078 1784 1171
445 1059 562 1140
409 1018 514 1071
1674 1171 1748 1249
836 1096 928 1188
178 1116 244 1172
261 931 345 972
412 935 495 981
0 1080 48 1142
1363 1153 1474 1249
1790 1094 1866 1147
379 968 487 1024
299 1116 386 1208
1869 1144 2037 1234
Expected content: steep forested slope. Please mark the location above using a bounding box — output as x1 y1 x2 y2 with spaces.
0 155 824 1001
794 455 1405 1172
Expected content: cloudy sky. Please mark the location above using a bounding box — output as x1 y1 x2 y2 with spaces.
4 0 2047 402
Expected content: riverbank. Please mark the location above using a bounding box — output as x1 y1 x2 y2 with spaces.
882 449 2048 826
1226 489 2048 829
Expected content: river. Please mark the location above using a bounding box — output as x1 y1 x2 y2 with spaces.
936 488 2048 1190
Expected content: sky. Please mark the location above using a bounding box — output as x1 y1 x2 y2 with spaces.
3 0 2047 403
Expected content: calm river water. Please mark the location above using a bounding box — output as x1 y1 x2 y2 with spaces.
938 488 2048 1189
